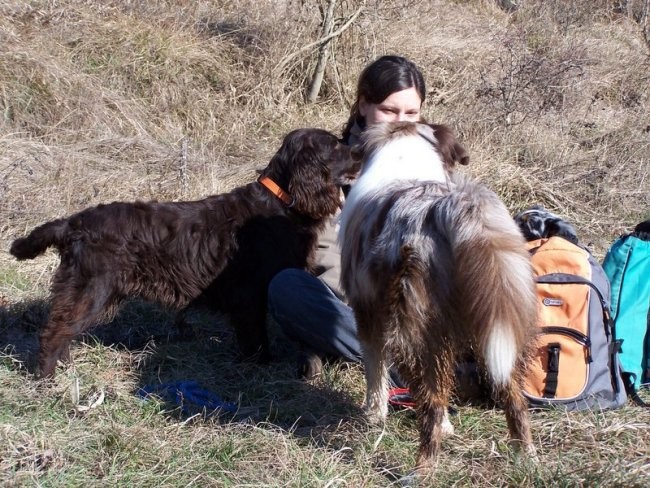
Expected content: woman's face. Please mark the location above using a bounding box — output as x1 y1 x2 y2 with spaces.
359 86 422 126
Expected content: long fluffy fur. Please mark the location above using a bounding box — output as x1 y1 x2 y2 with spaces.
339 121 537 474
11 128 356 378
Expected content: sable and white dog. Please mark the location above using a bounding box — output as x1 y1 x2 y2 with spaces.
339 122 537 474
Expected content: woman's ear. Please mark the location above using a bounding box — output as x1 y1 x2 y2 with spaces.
358 96 368 118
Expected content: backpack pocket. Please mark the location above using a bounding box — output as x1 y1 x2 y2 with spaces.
524 326 591 400
524 274 593 401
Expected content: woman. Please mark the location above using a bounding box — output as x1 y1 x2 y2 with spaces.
267 55 426 381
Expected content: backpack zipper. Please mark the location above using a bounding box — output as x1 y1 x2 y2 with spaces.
540 326 592 362
536 274 613 339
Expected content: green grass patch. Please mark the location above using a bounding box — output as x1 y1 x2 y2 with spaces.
0 267 32 293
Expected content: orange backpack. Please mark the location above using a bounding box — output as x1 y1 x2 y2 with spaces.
523 236 627 410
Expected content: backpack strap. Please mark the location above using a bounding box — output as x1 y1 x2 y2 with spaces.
622 372 649 407
543 343 561 398
604 237 634 321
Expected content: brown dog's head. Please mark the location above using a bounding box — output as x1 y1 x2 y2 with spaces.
260 128 359 220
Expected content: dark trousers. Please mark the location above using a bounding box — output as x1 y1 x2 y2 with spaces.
267 268 404 387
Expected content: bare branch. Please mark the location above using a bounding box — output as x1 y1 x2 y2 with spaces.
642 0 650 52
274 4 364 74
305 0 337 103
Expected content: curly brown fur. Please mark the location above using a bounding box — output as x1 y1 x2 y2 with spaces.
11 128 356 378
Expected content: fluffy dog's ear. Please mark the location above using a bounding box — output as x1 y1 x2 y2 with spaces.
428 124 470 169
288 150 341 220
281 131 342 220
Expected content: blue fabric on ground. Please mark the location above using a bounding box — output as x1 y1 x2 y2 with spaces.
137 380 237 416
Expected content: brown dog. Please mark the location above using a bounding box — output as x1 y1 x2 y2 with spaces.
339 122 537 475
11 128 357 378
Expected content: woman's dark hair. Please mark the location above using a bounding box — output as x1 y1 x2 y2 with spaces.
341 55 426 143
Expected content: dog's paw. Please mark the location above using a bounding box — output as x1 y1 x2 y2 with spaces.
296 351 323 380
396 469 420 487
508 439 538 464
364 410 385 425
520 442 538 463
364 404 387 425
440 414 455 437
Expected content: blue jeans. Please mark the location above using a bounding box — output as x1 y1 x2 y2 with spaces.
267 268 404 387
267 268 362 362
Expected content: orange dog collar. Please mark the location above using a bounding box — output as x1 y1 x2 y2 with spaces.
258 176 294 206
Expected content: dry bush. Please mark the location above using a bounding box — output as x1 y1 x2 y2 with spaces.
411 0 650 250
520 0 617 32
1 0 648 262
476 28 589 125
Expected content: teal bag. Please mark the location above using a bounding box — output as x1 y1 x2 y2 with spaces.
602 220 650 390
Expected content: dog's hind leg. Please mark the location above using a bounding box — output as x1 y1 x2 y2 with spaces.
357 316 390 423
494 373 535 455
39 277 116 378
39 309 77 378
405 352 456 475
415 400 447 474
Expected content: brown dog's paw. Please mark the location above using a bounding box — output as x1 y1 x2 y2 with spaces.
296 351 323 380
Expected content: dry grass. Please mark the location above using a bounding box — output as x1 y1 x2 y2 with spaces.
1 0 649 486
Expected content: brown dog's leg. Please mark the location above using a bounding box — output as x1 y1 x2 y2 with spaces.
230 309 270 363
39 279 114 378
38 314 73 378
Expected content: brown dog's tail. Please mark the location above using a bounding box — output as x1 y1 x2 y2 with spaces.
10 218 69 260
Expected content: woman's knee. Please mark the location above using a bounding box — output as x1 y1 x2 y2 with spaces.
269 268 308 295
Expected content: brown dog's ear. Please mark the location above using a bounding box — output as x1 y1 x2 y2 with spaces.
285 131 342 220
427 123 470 169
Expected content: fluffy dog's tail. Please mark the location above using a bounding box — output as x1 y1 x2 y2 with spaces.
448 183 537 387
10 218 69 260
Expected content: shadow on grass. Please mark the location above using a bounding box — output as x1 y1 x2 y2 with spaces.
0 297 191 374
0 296 365 444
0 297 46 373
0 298 511 485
